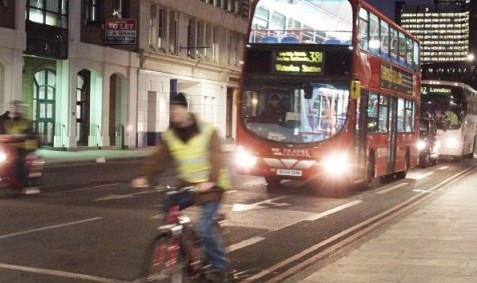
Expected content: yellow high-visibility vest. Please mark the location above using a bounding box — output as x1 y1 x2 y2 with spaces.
162 124 231 190
5 118 31 135
4 118 38 150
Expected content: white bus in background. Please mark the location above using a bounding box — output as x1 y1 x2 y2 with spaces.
421 80 477 159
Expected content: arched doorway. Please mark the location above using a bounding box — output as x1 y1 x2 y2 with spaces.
109 73 126 148
76 70 91 146
33 69 56 146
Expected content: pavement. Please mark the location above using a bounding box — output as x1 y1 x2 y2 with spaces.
34 147 477 282
291 167 477 283
36 147 156 167
36 141 237 167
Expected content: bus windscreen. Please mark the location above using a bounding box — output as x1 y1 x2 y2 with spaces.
421 85 463 130
241 81 349 144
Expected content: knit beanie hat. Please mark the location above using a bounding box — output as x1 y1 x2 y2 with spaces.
170 92 188 107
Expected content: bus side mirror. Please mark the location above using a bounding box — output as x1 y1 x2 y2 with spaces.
350 80 361 99
304 85 313 99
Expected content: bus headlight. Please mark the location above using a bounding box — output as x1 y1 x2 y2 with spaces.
322 152 350 175
235 146 257 168
416 140 427 150
0 148 7 164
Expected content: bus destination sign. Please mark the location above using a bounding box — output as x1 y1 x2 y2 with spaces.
273 51 324 74
421 86 452 95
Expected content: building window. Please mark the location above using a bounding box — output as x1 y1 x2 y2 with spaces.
0 0 15 29
197 21 206 58
76 75 86 128
33 69 56 145
149 6 177 54
205 24 214 60
168 11 177 54
149 5 168 51
212 26 219 62
112 0 125 18
187 18 197 58
85 0 100 22
228 31 241 66
231 0 239 14
224 0 230 12
26 0 69 28
158 7 167 50
149 7 157 49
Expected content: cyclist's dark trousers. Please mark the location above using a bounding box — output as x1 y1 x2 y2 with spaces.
13 148 28 189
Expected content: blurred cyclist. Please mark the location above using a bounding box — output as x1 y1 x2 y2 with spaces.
2 100 39 194
132 92 231 282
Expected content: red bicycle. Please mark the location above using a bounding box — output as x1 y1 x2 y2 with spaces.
142 185 226 283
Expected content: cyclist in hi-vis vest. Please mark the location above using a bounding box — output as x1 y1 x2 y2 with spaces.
2 100 39 193
132 92 231 283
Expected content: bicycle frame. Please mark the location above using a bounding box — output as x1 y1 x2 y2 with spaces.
144 185 226 282
147 186 205 280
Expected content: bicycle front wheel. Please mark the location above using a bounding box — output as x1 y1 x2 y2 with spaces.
143 235 186 283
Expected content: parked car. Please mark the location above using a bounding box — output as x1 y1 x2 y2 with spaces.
417 117 440 167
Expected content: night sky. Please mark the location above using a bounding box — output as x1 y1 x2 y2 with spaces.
365 0 395 19
365 0 435 21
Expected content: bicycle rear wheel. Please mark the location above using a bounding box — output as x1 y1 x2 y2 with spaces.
143 235 185 283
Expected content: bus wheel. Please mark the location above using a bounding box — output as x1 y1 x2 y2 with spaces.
433 156 439 165
419 152 430 168
364 154 378 189
396 152 410 179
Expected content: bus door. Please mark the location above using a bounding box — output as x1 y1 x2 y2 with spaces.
354 91 368 182
387 97 398 173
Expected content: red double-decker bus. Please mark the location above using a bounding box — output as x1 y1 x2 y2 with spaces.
235 0 421 191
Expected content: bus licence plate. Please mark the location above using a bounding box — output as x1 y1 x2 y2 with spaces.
277 169 302 177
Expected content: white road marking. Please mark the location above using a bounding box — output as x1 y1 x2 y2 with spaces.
438 166 449 170
231 196 289 212
412 189 433 193
0 217 102 240
410 171 435 180
94 190 156 201
227 236 266 253
0 263 127 283
225 199 361 251
377 182 408 194
306 200 362 221
42 183 121 195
